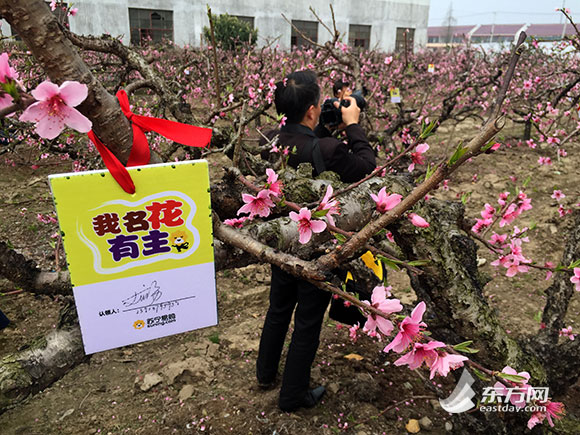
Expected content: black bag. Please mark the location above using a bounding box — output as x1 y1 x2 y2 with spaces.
328 269 372 326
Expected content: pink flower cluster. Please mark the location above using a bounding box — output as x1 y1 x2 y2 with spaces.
364 298 470 379
491 366 566 429
362 285 403 337
491 238 531 277
233 168 283 224
471 191 532 235
390 304 467 378
0 53 18 111
493 366 532 408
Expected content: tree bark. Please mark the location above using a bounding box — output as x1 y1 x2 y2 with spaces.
0 0 135 164
392 199 546 383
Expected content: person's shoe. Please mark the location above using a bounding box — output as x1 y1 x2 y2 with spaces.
280 386 326 412
257 378 277 391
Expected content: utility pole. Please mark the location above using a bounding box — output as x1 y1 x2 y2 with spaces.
561 0 568 39
490 12 496 43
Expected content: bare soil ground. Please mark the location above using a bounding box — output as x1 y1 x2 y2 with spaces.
1 121 579 434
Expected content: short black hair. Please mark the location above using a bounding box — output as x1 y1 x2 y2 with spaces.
274 70 320 124
333 80 349 97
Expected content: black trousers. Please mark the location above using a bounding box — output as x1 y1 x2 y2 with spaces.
0 309 9 329
256 265 331 410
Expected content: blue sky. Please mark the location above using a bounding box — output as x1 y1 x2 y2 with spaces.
429 0 576 26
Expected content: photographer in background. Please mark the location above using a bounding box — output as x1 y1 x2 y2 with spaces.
256 70 375 413
260 72 375 182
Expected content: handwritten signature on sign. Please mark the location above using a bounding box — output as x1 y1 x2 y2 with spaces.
122 281 163 308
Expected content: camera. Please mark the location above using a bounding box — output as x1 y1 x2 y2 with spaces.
320 90 367 127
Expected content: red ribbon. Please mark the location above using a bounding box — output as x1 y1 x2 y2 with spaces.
88 90 212 194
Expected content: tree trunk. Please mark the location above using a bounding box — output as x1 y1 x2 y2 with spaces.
392 199 547 383
0 301 86 413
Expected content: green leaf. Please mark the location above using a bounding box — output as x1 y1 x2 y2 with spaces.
569 259 580 269
453 340 480 354
424 163 436 181
419 120 437 140
533 310 542 323
472 367 491 382
374 229 387 237
522 175 532 188
481 139 496 152
312 209 329 218
461 191 472 205
380 258 400 271
333 233 347 244
453 340 473 349
1 81 19 100
447 142 468 167
497 373 527 383
406 259 430 267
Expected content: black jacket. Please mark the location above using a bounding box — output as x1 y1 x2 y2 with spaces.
261 123 376 183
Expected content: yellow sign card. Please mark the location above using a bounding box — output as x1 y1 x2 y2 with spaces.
49 160 217 354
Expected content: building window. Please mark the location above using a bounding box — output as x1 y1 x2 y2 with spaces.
395 27 415 52
129 8 173 45
232 15 255 28
291 20 318 48
349 24 371 49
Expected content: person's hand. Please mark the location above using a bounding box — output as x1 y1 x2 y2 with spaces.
339 96 360 127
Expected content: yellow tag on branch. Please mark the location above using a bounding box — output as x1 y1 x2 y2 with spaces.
360 250 383 280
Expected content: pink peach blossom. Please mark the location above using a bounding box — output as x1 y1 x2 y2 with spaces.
571 268 580 291
362 285 403 337
384 301 427 353
289 207 326 244
551 190 565 201
429 352 468 379
318 184 340 226
493 366 531 408
370 187 402 214
224 217 248 228
265 168 283 198
408 143 429 172
0 53 18 84
394 340 445 370
19 80 92 140
527 401 565 429
237 190 275 218
408 213 429 228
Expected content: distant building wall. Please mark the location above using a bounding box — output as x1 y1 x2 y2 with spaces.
5 0 430 53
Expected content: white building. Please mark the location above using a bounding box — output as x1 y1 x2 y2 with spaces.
8 0 430 52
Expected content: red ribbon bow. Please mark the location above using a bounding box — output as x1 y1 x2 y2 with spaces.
88 90 212 194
